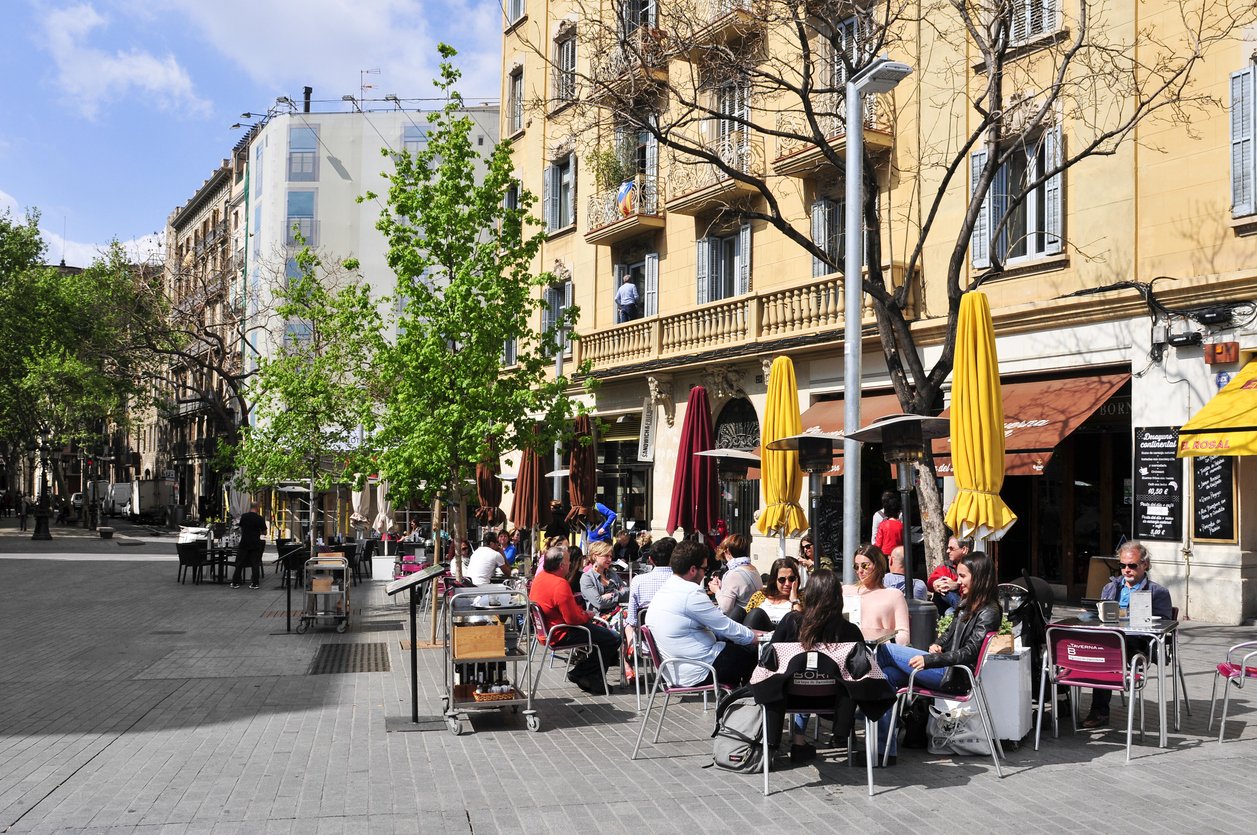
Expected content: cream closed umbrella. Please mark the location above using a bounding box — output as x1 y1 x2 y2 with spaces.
944 292 1017 542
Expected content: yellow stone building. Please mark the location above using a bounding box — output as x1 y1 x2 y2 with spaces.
503 0 1257 622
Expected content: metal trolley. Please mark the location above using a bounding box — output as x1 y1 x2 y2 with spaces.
442 582 539 735
296 555 350 634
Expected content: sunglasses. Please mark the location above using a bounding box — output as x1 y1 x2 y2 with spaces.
801 543 813 549
854 562 875 571
776 575 798 584
1118 562 1142 569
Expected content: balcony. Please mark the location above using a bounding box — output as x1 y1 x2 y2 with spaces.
773 94 894 177
585 176 666 246
685 0 761 51
575 262 914 373
590 28 670 101
665 133 764 215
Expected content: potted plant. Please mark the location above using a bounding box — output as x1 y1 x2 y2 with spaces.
936 613 1016 655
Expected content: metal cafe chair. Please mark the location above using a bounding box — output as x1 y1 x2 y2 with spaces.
526 603 609 697
1209 639 1257 743
631 625 731 759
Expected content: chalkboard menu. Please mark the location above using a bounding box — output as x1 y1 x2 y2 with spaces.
1133 426 1183 541
1192 455 1236 542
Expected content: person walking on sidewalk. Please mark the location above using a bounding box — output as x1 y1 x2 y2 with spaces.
231 502 267 589
18 492 28 531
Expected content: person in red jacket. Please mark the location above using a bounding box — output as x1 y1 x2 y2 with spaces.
928 535 971 615
530 544 621 693
872 493 903 555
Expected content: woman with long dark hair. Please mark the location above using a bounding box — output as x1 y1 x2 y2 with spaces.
876 551 1001 693
765 569 864 763
742 557 801 630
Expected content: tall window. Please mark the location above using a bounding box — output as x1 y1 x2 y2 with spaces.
712 80 750 168
288 126 318 182
555 34 577 104
1232 63 1256 217
970 127 1062 267
1010 0 1058 44
542 280 574 356
403 125 428 155
508 68 524 134
810 195 845 276
253 142 264 196
620 0 656 35
614 253 658 318
696 224 751 304
285 190 316 246
507 0 525 25
544 153 576 231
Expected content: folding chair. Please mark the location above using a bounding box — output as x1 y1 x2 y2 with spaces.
1209 640 1257 743
527 602 609 696
629 606 657 712
631 625 731 759
1036 626 1147 763
756 643 879 797
883 632 1005 776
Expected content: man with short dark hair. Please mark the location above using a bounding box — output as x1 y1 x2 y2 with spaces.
613 529 639 565
648 541 758 687
626 536 676 638
1084 540 1174 727
468 532 511 586
530 545 621 693
231 502 267 589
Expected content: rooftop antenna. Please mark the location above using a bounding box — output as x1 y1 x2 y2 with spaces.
360 68 380 103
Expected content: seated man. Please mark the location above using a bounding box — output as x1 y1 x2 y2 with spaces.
613 529 640 565
626 536 676 644
928 535 971 615
883 545 928 600
1084 540 1174 727
529 545 621 693
648 541 759 688
467 532 511 586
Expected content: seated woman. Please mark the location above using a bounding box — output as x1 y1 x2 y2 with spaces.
763 569 865 763
876 550 1000 705
743 558 802 631
844 544 910 763
843 545 910 645
580 540 628 619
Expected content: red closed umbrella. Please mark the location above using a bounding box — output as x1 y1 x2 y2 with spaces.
667 386 718 536
566 414 597 527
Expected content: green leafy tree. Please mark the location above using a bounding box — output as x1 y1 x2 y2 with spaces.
233 246 385 555
370 45 590 576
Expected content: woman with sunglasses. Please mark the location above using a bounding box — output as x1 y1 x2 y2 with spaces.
742 557 802 631
843 543 910 763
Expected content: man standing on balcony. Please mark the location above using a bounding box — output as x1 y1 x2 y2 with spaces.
615 274 639 323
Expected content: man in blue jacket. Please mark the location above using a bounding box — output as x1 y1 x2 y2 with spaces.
1084 540 1173 727
589 500 617 543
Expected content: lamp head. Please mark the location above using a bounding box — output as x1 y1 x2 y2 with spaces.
853 57 913 95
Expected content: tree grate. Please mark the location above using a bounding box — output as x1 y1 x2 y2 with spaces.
355 621 404 632
308 642 391 675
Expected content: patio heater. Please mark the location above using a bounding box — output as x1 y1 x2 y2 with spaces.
692 448 760 482
764 431 843 569
848 414 947 649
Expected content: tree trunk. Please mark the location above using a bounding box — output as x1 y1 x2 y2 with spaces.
914 460 947 574
449 478 465 583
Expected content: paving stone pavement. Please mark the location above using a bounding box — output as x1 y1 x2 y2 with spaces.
3 521 1257 833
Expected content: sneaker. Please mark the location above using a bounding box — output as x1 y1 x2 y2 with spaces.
249 584 259 589
1082 713 1109 729
230 583 240 589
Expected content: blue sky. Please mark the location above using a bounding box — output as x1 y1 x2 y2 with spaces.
0 0 503 267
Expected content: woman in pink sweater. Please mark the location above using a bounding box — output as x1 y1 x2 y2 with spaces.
842 544 909 646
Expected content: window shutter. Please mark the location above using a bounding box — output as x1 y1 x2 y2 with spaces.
811 199 829 277
568 154 578 227
645 130 658 181
1012 0 1028 43
542 286 555 344
613 263 626 314
696 237 710 305
645 0 657 28
991 155 1009 263
544 164 557 231
737 223 752 295
1044 125 1063 254
1232 67 1255 217
644 253 659 317
970 149 991 269
563 280 574 353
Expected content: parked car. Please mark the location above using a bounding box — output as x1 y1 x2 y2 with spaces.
70 492 84 511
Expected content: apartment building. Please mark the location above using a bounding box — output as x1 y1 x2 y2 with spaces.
503 1 1257 621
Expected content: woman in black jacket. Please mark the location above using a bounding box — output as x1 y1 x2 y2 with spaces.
876 551 1001 693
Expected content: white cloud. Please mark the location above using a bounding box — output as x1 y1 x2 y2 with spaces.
38 3 210 119
166 0 502 107
0 188 163 268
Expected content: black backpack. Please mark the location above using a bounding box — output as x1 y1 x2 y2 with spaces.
711 686 766 773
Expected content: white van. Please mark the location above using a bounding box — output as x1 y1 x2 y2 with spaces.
108 482 132 518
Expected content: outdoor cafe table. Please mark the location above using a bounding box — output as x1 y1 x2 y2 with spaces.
1051 614 1181 748
207 545 237 584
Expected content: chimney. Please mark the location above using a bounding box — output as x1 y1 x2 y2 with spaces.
303 86 312 113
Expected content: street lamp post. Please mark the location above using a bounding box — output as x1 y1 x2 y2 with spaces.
842 56 913 586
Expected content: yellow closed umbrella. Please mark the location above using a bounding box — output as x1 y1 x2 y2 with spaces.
758 356 808 540
945 292 1017 541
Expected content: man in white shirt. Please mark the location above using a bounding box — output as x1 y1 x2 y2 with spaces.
467 533 511 586
648 541 758 687
614 274 640 323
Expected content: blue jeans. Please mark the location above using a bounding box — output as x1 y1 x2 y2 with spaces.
876 644 948 758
